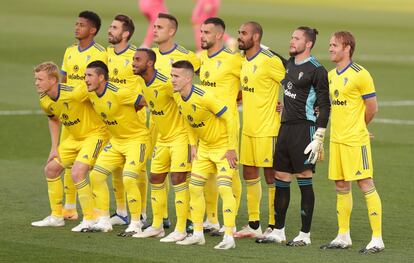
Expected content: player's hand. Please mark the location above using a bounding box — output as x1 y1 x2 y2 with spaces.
222 149 238 169
190 145 198 162
304 128 326 164
47 147 59 163
369 131 374 139
276 101 283 113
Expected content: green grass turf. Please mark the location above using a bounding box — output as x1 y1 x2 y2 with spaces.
0 0 413 262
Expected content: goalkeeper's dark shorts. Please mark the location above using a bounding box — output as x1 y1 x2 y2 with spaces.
273 121 316 174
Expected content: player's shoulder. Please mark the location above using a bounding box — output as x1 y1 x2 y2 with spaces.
260 48 275 59
60 83 75 92
349 62 367 74
175 44 190 54
107 82 120 92
192 85 206 97
155 70 169 82
92 42 106 52
39 92 48 100
128 44 138 52
106 44 115 52
308 56 324 68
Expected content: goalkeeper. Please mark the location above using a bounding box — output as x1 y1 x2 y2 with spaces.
267 26 330 246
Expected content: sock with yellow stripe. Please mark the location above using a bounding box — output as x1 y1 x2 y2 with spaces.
47 176 63 217
246 177 262 223
189 178 206 232
337 189 353 234
173 182 189 232
151 181 167 228
364 187 382 237
217 177 236 236
137 170 148 215
123 172 141 221
204 174 219 225
268 184 276 226
75 178 94 220
112 167 127 213
163 176 170 219
89 166 110 217
63 168 77 208
232 172 242 216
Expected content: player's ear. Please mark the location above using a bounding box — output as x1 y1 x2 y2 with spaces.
122 31 129 41
90 27 97 36
305 40 313 49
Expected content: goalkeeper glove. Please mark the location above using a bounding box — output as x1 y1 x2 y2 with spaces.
304 128 326 164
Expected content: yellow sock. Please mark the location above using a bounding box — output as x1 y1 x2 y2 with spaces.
163 176 170 219
232 172 242 216
75 179 94 220
364 187 382 237
137 170 148 215
337 190 353 234
189 177 206 232
151 181 167 228
112 167 126 212
63 168 76 208
186 172 192 221
268 184 275 226
89 166 110 217
246 177 262 222
47 176 63 217
123 172 141 221
204 174 219 224
173 182 189 232
217 177 236 237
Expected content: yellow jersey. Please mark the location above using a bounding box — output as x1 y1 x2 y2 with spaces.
87 82 149 141
173 85 236 149
328 62 376 146
199 47 242 113
39 84 107 140
153 44 200 76
140 70 189 145
241 48 285 137
61 41 107 88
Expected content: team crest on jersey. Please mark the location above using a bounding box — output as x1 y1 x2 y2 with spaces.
153 89 159 98
113 68 118 75
101 112 107 119
252 65 257 73
334 89 339 98
73 65 79 72
243 76 248 84
109 58 112 63
187 115 193 122
49 106 54 112
298 72 304 80
149 101 155 108
287 81 293 90
62 114 69 120
68 55 72 60
124 59 129 67
107 101 112 109
191 104 196 112
169 58 174 65
63 102 69 109
86 55 91 62
343 77 348 86
286 68 289 74
204 71 210 79
216 60 222 68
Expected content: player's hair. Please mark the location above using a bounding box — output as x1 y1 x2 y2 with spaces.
297 26 318 49
34 62 59 81
172 60 194 75
333 31 356 58
245 21 263 41
136 48 157 64
79 10 101 35
158 13 178 32
87 60 108 80
203 17 226 31
114 14 135 41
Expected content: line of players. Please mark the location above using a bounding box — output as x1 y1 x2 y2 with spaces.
32 11 384 253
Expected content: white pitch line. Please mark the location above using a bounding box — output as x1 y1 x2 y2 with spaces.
373 118 414 125
379 100 414 106
0 110 42 116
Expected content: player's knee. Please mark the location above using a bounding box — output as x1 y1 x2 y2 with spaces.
243 165 259 180
90 170 107 186
171 172 187 185
123 175 137 189
150 173 166 184
335 180 351 191
357 178 374 192
44 162 62 179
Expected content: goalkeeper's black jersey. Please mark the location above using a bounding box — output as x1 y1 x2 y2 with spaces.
281 56 330 128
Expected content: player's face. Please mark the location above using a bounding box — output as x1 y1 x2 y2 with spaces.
289 30 307 56
200 23 217 50
171 68 191 92
132 51 149 76
329 36 347 63
34 71 55 93
153 18 172 44
75 17 94 40
237 24 254 51
108 20 124 44
85 68 100 92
